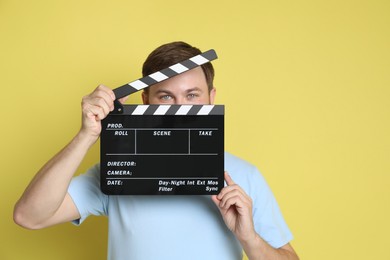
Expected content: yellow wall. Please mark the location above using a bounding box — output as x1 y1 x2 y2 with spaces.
1 0 389 259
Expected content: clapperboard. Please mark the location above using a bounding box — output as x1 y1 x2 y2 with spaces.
100 49 224 195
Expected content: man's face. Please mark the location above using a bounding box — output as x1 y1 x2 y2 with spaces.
142 67 216 105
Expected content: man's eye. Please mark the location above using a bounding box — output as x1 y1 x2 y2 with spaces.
160 95 172 100
187 93 198 99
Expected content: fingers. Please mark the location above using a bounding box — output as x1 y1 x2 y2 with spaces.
216 172 252 212
82 85 116 120
218 188 251 210
211 195 220 207
83 102 106 121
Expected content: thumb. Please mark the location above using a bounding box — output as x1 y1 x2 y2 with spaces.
118 95 129 104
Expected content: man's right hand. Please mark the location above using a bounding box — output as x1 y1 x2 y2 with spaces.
79 85 116 142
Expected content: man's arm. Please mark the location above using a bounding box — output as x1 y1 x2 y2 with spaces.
13 85 116 229
211 172 299 260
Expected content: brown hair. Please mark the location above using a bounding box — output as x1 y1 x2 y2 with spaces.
142 41 215 92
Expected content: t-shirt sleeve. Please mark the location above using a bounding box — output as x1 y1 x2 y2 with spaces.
249 166 294 248
68 164 108 225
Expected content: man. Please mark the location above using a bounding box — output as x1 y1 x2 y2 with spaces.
14 41 298 260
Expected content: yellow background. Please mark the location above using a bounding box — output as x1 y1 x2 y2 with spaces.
1 0 389 259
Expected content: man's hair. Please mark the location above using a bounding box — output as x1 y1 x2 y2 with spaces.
142 41 215 93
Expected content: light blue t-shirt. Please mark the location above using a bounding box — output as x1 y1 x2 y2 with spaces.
68 152 293 260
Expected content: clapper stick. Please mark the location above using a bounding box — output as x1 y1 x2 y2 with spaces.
113 49 218 101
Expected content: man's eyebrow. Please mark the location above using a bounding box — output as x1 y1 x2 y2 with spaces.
154 89 173 95
154 87 203 95
185 87 203 93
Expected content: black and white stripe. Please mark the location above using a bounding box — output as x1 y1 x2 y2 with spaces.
113 49 217 99
122 105 224 115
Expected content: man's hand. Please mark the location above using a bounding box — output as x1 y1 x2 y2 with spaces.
79 85 129 144
212 172 299 260
80 85 116 140
211 172 257 243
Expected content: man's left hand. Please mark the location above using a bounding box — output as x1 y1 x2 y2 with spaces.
211 172 257 243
